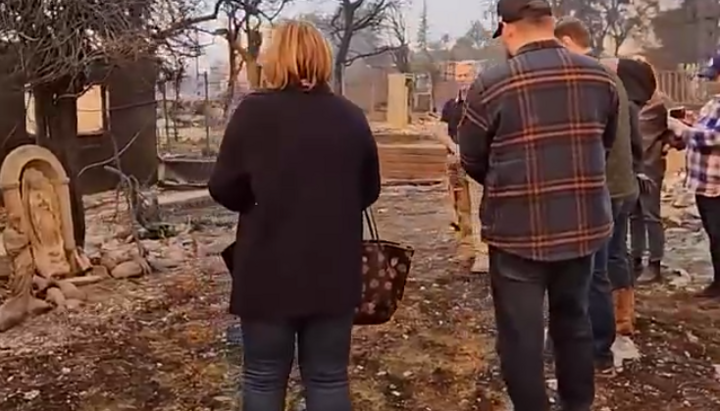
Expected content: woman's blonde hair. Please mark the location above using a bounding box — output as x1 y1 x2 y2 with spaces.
261 20 333 90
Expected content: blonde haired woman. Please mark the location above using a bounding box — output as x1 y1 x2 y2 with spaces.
209 20 381 411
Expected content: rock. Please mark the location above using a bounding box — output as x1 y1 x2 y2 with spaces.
46 287 67 308
65 299 82 310
148 256 181 272
203 240 229 256
33 276 51 292
140 239 164 252
111 260 145 279
669 268 692 288
100 248 134 270
90 265 110 278
56 280 86 300
0 296 30 332
28 298 52 315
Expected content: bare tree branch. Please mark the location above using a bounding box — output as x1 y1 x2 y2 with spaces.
344 45 397 66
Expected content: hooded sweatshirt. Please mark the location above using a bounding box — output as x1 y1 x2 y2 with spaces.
617 58 656 175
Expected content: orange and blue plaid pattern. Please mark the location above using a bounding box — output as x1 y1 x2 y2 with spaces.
459 40 618 262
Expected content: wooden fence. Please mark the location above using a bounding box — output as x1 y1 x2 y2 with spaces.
656 70 711 108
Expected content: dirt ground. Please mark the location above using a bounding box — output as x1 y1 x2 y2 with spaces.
1 186 720 411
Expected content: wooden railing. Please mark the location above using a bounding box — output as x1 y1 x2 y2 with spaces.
656 70 711 108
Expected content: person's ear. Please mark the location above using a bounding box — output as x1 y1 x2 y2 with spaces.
501 22 513 38
559 36 573 48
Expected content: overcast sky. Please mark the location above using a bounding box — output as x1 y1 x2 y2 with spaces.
196 0 683 71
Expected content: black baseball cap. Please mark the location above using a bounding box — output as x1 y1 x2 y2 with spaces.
492 0 554 38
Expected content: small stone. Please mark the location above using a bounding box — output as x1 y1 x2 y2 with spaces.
90 265 110 278
65 299 82 310
56 280 86 300
46 287 67 308
110 260 144 279
23 390 40 400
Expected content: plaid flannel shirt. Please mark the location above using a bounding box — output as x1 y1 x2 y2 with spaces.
458 40 618 262
683 95 720 197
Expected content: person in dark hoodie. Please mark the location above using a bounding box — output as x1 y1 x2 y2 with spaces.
629 56 676 284
610 57 657 336
555 17 651 370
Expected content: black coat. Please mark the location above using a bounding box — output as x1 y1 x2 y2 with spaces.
209 85 381 320
440 98 463 142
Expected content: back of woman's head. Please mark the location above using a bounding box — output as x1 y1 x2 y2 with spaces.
262 20 332 90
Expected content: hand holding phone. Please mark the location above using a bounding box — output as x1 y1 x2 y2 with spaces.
668 106 686 120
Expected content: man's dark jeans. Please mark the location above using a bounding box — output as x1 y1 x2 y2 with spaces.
240 313 354 411
630 166 665 263
588 232 614 364
489 246 594 411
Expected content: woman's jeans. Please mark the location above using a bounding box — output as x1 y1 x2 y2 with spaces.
240 313 354 411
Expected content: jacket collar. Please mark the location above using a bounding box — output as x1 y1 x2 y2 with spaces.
515 39 564 56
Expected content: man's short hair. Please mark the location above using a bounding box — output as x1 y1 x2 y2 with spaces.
554 17 592 49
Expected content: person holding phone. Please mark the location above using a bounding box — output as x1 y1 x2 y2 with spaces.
667 52 720 299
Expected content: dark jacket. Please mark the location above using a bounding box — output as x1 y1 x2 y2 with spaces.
617 57 656 176
599 57 638 200
209 85 381 320
441 97 463 143
639 91 675 176
459 40 618 262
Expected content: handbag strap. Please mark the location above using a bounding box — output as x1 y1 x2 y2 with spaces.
363 208 380 241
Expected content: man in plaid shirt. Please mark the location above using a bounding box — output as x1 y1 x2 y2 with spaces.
458 0 618 409
668 53 720 298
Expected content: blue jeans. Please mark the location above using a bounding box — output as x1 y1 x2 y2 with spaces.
589 226 615 362
240 314 354 411
608 196 637 289
588 195 635 361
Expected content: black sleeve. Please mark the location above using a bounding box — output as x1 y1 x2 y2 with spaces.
628 102 644 174
458 79 494 184
359 117 381 209
208 97 257 213
603 86 619 155
440 99 454 123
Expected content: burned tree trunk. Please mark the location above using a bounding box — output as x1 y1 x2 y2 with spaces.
34 83 86 248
